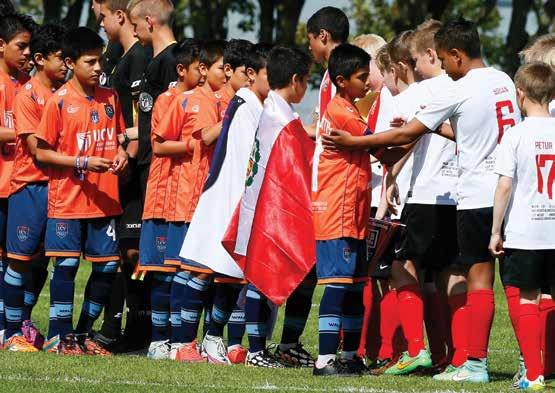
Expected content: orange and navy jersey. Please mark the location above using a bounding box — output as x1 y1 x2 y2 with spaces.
0 71 23 198
142 86 181 220
11 77 54 194
36 82 125 219
312 95 372 240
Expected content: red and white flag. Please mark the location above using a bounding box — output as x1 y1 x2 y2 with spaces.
222 91 316 305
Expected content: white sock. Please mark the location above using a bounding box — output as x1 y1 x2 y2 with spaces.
341 350 357 360
228 344 242 352
278 343 296 351
316 354 336 368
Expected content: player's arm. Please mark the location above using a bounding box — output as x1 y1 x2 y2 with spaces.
434 122 455 141
0 126 15 143
152 135 195 157
489 175 513 257
199 120 223 146
35 139 112 172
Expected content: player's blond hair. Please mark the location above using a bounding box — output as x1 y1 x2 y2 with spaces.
411 19 442 53
95 0 129 12
388 30 414 66
520 33 555 67
514 62 555 106
351 34 387 59
127 0 173 24
375 44 391 74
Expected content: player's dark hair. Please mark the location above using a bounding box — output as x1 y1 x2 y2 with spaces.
223 39 253 70
306 6 349 43
62 27 104 61
200 39 227 69
0 12 36 43
173 38 201 69
329 43 370 87
245 43 273 73
267 46 312 90
30 24 66 59
0 0 16 16
434 17 481 59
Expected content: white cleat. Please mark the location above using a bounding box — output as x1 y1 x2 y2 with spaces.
202 334 231 365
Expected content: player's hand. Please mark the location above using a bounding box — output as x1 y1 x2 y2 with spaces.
321 129 359 151
87 157 112 173
111 149 129 175
488 233 504 258
390 116 406 128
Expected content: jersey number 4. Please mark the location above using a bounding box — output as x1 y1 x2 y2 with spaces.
536 154 555 199
496 100 516 143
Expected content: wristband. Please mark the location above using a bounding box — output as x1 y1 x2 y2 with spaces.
83 156 89 172
123 131 131 144
74 156 84 180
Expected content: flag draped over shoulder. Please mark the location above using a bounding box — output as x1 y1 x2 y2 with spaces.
179 88 263 278
222 91 316 305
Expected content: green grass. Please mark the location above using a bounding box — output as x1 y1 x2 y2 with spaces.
0 263 547 393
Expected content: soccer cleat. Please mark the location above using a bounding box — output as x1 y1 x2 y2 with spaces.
43 335 60 353
21 320 45 351
59 334 85 356
517 375 545 391
271 343 315 368
313 358 360 377
174 341 205 363
202 334 230 365
432 364 462 381
5 334 39 353
342 356 368 375
433 359 489 383
228 345 248 364
0 329 5 350
79 337 112 356
384 349 432 375
369 357 397 375
513 355 527 388
147 340 171 360
246 350 284 368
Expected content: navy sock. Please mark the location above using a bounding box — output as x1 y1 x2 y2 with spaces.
23 256 49 321
98 270 124 340
4 266 25 338
49 257 80 339
181 276 210 343
208 283 241 338
342 283 365 353
0 259 7 331
150 272 172 342
281 282 315 345
76 261 118 335
227 299 245 347
245 284 270 353
170 271 189 344
318 284 347 355
202 283 214 338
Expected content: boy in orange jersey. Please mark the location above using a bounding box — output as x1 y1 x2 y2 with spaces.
137 38 202 360
152 40 227 362
2 24 67 353
35 27 128 355
0 12 34 337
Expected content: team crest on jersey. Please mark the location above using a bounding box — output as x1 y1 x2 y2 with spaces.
56 223 68 239
343 247 352 262
17 226 29 242
104 104 114 119
245 134 261 187
155 236 167 253
91 109 99 124
139 92 154 112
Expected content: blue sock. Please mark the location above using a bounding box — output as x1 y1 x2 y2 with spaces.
151 272 172 342
170 271 189 344
227 300 245 347
281 282 315 345
4 266 25 338
0 259 7 331
181 276 210 343
342 283 364 353
48 257 80 339
208 283 241 338
23 256 49 321
318 284 347 355
245 284 270 353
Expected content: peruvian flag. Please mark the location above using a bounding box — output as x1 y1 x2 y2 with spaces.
222 91 316 306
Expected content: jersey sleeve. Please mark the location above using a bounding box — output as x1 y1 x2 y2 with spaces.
343 116 371 137
14 92 40 136
36 96 61 148
192 97 219 137
128 48 148 100
494 129 516 178
154 96 183 141
415 84 462 132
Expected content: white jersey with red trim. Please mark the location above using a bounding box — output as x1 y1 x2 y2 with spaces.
495 117 555 249
416 67 520 210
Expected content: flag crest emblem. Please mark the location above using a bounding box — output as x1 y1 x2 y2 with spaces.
245 135 260 187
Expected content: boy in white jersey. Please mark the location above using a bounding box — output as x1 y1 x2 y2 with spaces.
489 63 555 391
323 17 520 383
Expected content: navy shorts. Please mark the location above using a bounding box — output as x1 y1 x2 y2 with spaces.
45 217 119 262
164 221 188 267
0 198 7 256
6 183 48 261
316 238 368 284
138 219 174 272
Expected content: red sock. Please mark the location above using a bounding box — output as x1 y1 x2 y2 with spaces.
505 286 520 334
467 289 495 359
398 284 425 357
358 280 381 358
518 304 543 381
424 290 449 364
448 292 468 367
540 298 555 376
378 289 400 359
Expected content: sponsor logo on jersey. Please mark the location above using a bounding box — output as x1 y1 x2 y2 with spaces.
156 236 167 253
55 222 68 239
67 104 79 114
131 80 141 88
25 83 32 90
17 225 29 242
91 109 99 124
191 104 200 113
138 92 154 112
76 128 115 151
104 104 114 119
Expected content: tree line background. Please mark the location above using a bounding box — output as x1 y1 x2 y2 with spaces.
5 0 555 76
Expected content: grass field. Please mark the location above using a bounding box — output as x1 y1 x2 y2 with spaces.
0 263 548 393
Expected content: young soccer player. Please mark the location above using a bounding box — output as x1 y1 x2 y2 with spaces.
323 18 520 383
36 27 128 355
138 38 202 359
0 12 34 336
3 24 67 352
489 62 555 391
